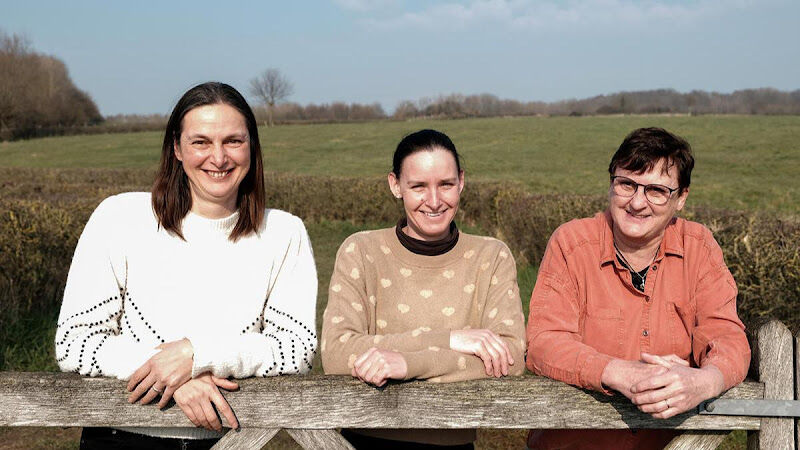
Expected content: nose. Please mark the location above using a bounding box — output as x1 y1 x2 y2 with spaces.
425 187 441 209
628 184 648 209
209 143 227 167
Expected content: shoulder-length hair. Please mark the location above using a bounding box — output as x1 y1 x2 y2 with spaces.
151 82 265 241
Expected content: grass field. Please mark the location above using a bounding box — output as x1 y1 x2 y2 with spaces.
3 115 793 449
1 115 799 214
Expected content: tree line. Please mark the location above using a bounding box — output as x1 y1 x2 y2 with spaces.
3 31 800 141
0 31 102 140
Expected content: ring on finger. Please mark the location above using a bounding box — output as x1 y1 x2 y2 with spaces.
151 386 163 394
664 399 670 409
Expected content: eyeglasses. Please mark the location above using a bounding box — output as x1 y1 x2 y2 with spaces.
610 175 680 206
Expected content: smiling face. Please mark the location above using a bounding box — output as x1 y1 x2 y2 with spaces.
388 148 465 241
174 103 251 218
609 158 689 250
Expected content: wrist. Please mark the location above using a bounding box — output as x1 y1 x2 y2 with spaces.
700 364 726 398
600 358 622 390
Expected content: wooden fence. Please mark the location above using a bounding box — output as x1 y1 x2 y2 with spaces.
0 320 797 450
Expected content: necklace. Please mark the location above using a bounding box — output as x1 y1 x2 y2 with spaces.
614 241 660 291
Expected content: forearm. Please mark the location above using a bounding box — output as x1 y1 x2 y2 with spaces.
528 330 613 392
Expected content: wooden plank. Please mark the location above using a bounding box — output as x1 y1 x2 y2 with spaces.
286 429 354 450
212 428 279 450
747 320 794 450
664 431 728 450
796 331 800 450
0 372 762 430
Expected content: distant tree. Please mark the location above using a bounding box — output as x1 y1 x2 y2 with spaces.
249 68 294 127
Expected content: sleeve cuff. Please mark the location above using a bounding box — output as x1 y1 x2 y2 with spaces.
580 353 614 395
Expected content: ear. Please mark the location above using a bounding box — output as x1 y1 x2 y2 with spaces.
387 172 402 199
675 187 689 211
173 137 183 162
457 170 465 194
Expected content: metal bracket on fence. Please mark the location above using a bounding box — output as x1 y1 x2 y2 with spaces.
699 399 800 418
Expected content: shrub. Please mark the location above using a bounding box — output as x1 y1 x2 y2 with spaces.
1 168 798 337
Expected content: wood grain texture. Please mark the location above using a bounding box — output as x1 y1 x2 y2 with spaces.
747 320 794 450
212 428 279 450
664 431 729 450
285 429 354 450
0 372 762 430
795 332 800 450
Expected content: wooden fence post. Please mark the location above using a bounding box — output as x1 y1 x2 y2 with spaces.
796 330 800 450
748 320 794 450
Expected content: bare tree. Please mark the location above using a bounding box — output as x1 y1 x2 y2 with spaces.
249 68 294 127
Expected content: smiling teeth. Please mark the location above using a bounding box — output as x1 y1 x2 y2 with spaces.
424 212 443 217
208 170 231 179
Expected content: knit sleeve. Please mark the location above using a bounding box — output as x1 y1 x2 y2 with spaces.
188 214 318 378
321 236 451 375
401 242 527 382
55 196 159 380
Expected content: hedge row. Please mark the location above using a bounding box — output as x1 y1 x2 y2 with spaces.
1 168 798 335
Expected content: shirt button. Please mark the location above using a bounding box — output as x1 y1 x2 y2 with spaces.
652 265 658 271
642 330 649 336
645 296 651 302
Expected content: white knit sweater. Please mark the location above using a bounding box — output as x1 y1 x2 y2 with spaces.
55 192 318 439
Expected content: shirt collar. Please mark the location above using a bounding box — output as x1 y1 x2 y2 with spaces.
599 210 684 268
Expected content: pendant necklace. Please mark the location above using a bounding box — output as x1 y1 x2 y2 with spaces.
614 241 660 292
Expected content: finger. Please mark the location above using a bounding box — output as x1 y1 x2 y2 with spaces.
664 354 690 366
364 358 384 385
640 353 672 369
127 364 150 392
631 372 675 394
637 398 671 414
212 377 239 391
139 384 163 405
486 337 510 375
177 400 200 427
200 398 222 432
128 373 156 403
211 390 239 429
476 344 493 376
481 340 502 377
354 347 377 367
353 355 375 382
191 403 210 429
158 386 176 409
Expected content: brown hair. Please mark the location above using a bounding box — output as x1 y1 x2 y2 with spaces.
608 127 694 191
151 82 265 241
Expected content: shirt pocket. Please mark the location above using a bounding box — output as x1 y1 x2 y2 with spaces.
582 301 623 357
668 298 696 361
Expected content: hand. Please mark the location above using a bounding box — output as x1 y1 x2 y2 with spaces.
641 352 691 369
449 329 513 377
173 373 239 432
351 347 407 387
600 358 668 399
630 357 725 419
127 338 194 407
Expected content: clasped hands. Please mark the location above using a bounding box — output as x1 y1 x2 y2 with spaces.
601 352 725 419
351 329 513 387
126 338 239 431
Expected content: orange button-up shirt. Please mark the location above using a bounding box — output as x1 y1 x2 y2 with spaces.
526 211 750 450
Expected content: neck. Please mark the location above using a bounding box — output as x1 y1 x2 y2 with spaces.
191 197 238 219
612 228 662 271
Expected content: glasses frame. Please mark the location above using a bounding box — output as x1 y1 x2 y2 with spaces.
610 175 680 206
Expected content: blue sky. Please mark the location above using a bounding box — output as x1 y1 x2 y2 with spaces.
4 0 799 115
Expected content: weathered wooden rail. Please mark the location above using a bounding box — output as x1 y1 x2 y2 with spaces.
0 320 796 449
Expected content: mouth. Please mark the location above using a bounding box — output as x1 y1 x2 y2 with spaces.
204 169 232 179
422 210 446 218
626 210 651 220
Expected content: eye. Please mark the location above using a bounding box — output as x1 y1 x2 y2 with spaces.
647 185 670 197
192 139 208 146
617 179 636 190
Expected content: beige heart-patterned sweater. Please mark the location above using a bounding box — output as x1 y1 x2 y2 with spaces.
321 226 526 445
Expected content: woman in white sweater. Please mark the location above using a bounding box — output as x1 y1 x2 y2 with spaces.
55 82 317 449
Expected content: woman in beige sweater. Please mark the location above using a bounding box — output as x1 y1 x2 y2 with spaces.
321 129 526 449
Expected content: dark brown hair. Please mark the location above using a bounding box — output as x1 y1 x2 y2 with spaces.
151 82 265 241
608 127 694 191
392 129 462 176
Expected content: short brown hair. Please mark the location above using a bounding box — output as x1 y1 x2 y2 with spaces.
151 82 265 241
608 127 694 191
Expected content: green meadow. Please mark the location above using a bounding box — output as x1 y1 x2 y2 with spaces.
2 115 799 214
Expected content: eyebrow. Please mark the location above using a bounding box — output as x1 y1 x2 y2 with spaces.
184 133 247 140
406 177 459 184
